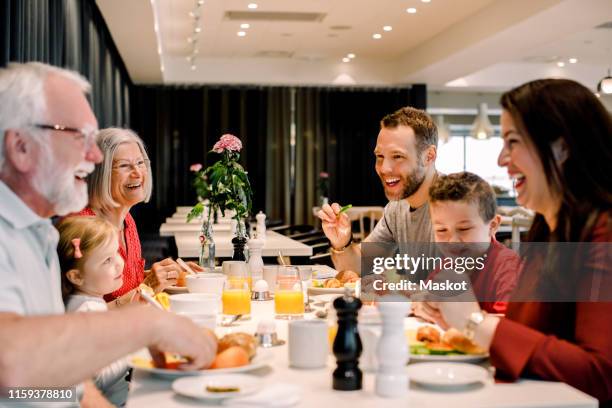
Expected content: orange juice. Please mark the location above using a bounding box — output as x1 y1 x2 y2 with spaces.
222 290 251 315
228 277 253 291
274 290 304 315
328 325 338 348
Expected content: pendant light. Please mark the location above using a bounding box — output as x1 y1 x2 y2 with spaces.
470 103 494 140
597 68 612 95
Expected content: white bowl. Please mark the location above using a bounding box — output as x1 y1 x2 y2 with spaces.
170 293 220 315
176 312 217 330
185 273 226 295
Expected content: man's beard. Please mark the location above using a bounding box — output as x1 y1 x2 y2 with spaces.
31 141 93 216
400 160 426 199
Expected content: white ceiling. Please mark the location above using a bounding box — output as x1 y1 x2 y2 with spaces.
97 0 612 94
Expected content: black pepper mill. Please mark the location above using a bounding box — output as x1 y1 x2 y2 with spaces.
332 289 363 391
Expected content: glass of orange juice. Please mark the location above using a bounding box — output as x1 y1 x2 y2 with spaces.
274 267 304 319
222 261 252 290
221 271 251 319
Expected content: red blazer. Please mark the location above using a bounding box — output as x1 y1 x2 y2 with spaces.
75 208 146 301
490 213 612 402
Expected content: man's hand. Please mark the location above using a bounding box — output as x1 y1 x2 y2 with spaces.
149 312 217 370
317 203 352 249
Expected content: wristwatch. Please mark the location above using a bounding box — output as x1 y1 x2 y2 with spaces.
464 310 487 340
330 234 354 254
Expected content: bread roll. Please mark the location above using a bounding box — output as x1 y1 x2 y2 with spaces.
218 333 257 359
442 328 485 354
324 278 342 288
336 270 359 284
416 325 441 343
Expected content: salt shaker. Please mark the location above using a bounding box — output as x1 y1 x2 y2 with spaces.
375 295 411 398
256 211 267 240
247 239 265 282
332 289 362 391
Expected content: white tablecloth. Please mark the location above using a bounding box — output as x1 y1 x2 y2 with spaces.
174 231 313 258
127 302 596 408
160 222 231 237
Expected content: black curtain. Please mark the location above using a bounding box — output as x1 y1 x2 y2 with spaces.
293 85 426 224
0 0 132 127
130 86 291 229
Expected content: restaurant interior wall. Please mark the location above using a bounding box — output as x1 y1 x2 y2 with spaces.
0 0 132 128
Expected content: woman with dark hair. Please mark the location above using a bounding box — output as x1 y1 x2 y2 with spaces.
424 79 612 403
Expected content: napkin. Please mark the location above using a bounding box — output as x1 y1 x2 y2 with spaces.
222 384 301 407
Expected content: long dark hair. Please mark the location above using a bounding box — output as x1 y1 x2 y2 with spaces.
501 79 612 299
501 79 612 242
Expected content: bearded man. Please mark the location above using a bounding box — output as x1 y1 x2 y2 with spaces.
317 107 439 272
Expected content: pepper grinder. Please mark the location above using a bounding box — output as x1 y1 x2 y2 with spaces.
375 296 411 398
256 211 267 240
332 288 363 391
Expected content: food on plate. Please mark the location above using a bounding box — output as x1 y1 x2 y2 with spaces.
218 333 258 359
410 325 485 356
206 385 240 393
324 278 342 288
336 270 359 284
210 346 250 369
153 292 170 310
416 325 441 344
442 328 486 355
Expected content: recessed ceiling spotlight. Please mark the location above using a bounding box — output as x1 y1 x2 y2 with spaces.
237 31 247 37
248 3 258 9
569 57 578 64
347 53 356 59
191 65 197 71
241 23 250 29
383 25 392 32
557 61 565 67
197 0 204 5
194 26 201 33
160 66 165 72
187 37 196 43
407 7 417 13
421 0 431 3
342 57 350 63
372 33 382 39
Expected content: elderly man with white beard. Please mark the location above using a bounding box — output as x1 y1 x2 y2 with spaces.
0 62 217 406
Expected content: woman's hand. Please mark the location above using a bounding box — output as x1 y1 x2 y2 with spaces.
145 258 181 292
413 301 447 326
184 261 204 273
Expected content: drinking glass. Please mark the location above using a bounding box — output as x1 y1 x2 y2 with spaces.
221 261 251 318
274 266 304 319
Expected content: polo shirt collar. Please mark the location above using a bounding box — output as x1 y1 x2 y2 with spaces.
0 180 50 229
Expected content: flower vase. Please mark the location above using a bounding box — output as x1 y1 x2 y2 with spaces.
231 219 248 261
199 218 215 269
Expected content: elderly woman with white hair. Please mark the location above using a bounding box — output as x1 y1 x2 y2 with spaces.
76 127 202 307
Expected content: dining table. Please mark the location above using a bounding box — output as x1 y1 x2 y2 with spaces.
173 230 313 258
127 300 597 408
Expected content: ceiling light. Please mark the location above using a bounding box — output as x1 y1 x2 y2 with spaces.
569 57 578 64
471 103 494 140
421 0 431 2
187 37 197 43
197 0 204 5
248 3 258 9
237 31 246 37
240 23 250 29
372 33 382 39
406 7 417 13
347 53 356 59
383 25 392 32
191 65 197 71
557 61 565 67
597 68 612 95
342 57 350 63
194 26 201 33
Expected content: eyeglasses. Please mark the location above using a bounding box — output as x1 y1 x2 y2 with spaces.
112 158 150 173
33 123 98 147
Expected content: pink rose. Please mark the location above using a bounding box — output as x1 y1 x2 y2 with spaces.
213 134 243 153
190 163 203 172
319 171 329 178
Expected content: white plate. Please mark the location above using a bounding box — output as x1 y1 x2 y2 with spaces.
309 265 337 279
129 349 273 379
310 294 342 304
172 374 263 400
407 362 489 388
165 285 189 294
410 352 489 363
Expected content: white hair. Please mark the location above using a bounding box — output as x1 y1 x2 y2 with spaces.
88 128 153 212
0 62 91 169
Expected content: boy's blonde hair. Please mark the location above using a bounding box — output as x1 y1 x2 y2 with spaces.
56 216 118 301
429 172 497 222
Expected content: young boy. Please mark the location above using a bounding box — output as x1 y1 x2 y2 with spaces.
419 172 521 315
